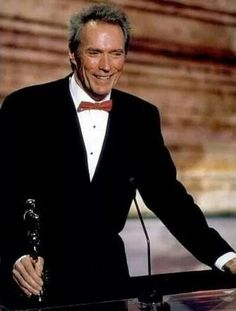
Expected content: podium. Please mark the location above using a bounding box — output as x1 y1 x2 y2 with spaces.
1 270 236 311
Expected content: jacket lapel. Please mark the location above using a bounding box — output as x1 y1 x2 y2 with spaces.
58 77 91 184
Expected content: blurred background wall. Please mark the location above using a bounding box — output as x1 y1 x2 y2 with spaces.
1 0 236 215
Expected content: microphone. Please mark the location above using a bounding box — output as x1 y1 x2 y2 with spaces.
129 178 151 276
129 178 171 311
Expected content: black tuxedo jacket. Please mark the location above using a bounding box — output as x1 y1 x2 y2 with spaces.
0 75 234 306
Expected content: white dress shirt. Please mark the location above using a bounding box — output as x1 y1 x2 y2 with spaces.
68 74 236 271
69 74 110 181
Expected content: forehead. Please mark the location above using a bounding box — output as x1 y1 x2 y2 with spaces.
80 21 125 48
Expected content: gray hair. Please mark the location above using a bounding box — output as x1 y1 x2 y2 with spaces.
68 3 131 55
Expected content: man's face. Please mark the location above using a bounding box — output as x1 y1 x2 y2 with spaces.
70 21 126 101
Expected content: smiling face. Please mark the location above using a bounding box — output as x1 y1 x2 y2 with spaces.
69 21 126 101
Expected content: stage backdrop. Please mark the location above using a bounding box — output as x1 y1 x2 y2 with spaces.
0 0 236 214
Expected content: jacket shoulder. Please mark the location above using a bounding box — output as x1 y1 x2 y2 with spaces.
112 88 158 114
1 76 69 110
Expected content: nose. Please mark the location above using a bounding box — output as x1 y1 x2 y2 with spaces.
99 53 111 72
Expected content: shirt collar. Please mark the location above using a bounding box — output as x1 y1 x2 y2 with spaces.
69 74 111 111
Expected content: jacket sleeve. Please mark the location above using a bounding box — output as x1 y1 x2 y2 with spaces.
0 95 30 277
134 105 234 268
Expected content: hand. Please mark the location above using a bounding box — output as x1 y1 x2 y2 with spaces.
223 258 236 274
12 255 44 297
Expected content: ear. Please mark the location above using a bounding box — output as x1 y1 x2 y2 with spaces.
68 51 77 67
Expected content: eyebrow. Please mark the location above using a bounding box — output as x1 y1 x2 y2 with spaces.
86 48 124 53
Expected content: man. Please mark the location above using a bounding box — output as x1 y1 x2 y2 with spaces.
1 3 236 308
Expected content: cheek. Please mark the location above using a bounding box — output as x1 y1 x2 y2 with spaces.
114 59 125 71
83 58 99 72
78 60 96 81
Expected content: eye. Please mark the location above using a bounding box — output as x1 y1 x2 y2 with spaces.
111 50 124 57
86 49 101 57
88 50 100 56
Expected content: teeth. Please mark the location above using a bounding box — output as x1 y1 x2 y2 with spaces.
96 75 110 80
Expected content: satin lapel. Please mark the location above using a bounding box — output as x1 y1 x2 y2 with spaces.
59 78 91 184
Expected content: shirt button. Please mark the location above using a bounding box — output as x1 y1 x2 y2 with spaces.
90 152 93 155
93 125 96 128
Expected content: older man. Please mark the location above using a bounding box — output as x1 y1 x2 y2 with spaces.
1 3 236 308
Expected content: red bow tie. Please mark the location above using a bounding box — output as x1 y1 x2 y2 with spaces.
78 100 112 112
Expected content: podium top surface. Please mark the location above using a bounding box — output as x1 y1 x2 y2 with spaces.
1 270 236 311
3 289 235 311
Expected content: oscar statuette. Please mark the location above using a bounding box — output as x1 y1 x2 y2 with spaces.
23 198 47 305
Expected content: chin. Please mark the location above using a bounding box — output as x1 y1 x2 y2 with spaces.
94 88 112 97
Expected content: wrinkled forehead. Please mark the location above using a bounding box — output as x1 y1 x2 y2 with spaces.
79 20 125 49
